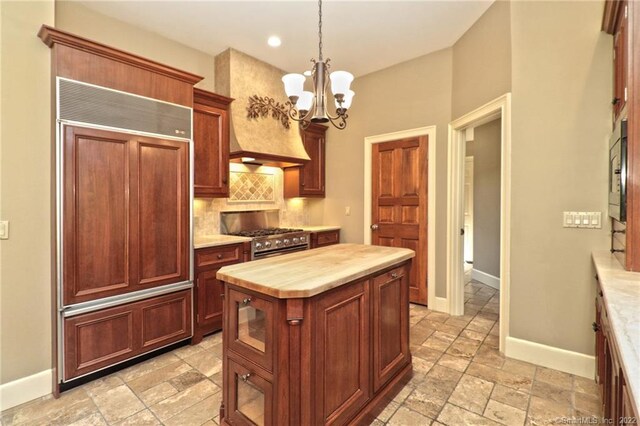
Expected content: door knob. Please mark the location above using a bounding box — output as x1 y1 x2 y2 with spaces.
371 224 379 230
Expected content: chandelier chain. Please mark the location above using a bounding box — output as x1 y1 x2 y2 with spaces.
318 0 323 61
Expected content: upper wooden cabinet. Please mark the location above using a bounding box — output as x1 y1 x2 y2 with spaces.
193 89 233 198
613 1 629 120
284 124 327 198
63 126 190 305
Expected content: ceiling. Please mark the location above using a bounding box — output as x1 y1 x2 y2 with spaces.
79 1 494 77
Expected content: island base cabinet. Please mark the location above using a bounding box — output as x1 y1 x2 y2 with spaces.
220 260 413 426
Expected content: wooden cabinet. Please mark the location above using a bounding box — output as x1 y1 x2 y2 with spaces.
313 280 370 425
284 124 327 198
63 126 189 305
612 0 629 120
372 266 410 392
220 260 412 426
193 243 250 344
594 277 639 424
64 290 191 380
310 230 340 249
193 88 233 198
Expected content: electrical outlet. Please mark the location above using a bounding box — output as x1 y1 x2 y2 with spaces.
563 212 601 229
0 221 9 239
345 206 351 216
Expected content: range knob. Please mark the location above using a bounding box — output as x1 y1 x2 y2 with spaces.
275 239 282 246
255 242 263 250
283 238 291 245
300 236 307 243
264 241 272 248
293 237 300 244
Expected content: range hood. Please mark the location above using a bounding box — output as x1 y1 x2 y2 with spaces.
215 49 310 167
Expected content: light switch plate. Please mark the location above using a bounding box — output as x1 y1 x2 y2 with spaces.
0 221 8 239
563 212 601 229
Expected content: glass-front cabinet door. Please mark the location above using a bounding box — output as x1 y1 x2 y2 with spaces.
227 288 274 371
227 357 273 426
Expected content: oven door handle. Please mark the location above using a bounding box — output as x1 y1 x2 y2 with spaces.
253 245 308 260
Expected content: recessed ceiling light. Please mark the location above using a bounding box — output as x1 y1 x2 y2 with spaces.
303 70 312 76
267 36 281 47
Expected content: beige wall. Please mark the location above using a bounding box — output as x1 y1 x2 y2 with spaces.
452 0 512 119
0 0 55 384
55 2 216 90
472 119 501 279
309 48 453 297
509 0 611 354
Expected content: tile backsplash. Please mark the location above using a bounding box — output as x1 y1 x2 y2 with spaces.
194 163 309 236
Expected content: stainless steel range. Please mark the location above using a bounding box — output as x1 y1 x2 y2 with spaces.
220 210 310 260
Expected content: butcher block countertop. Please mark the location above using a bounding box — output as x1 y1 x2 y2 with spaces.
217 243 415 298
194 234 252 249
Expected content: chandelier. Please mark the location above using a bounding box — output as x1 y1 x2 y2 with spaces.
281 0 354 130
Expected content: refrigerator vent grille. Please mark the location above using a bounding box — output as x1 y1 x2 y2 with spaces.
58 78 191 139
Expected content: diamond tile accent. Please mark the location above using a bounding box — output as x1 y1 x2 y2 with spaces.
229 171 275 202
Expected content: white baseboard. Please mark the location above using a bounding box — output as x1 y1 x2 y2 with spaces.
471 269 501 290
505 336 595 379
0 369 52 411
431 296 449 314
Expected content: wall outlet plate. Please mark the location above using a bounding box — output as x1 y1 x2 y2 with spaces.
0 221 9 239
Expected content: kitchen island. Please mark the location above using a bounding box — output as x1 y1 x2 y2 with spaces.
216 243 415 426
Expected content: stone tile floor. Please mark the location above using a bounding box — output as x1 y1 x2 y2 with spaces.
1 281 601 425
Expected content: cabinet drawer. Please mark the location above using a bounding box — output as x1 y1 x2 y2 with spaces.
315 230 340 248
226 355 273 426
196 244 243 269
226 287 275 372
373 265 406 286
64 290 191 381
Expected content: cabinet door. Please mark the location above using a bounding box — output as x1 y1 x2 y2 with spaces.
613 1 628 119
300 127 325 196
226 356 273 426
134 137 189 288
194 104 229 197
312 230 340 249
372 265 410 392
196 269 224 336
63 126 135 305
313 280 370 426
620 371 639 425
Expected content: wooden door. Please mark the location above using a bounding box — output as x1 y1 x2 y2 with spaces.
372 264 410 392
63 126 135 305
134 137 189 288
193 102 229 197
313 280 370 425
372 136 428 305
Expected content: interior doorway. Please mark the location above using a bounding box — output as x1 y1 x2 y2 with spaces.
447 94 511 352
364 126 437 308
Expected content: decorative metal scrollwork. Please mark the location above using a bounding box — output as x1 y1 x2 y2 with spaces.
247 95 291 130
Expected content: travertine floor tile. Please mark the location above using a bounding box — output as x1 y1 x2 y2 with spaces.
448 374 494 414
490 384 530 411
162 392 221 426
149 379 219 421
91 384 145 423
127 362 192 394
1 388 93 426
388 406 433 426
117 353 182 383
535 366 573 389
473 344 505 369
436 354 471 372
573 375 599 395
169 370 207 392
403 387 448 419
376 400 399 422
483 399 526 426
531 379 573 406
437 403 501 426
114 409 161 425
138 382 179 407
526 395 574 425
446 336 481 360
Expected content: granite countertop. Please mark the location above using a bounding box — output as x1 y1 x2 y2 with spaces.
591 250 640 409
300 225 341 232
217 243 414 298
194 234 252 249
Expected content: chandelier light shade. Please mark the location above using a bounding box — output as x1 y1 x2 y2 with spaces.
281 0 354 130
